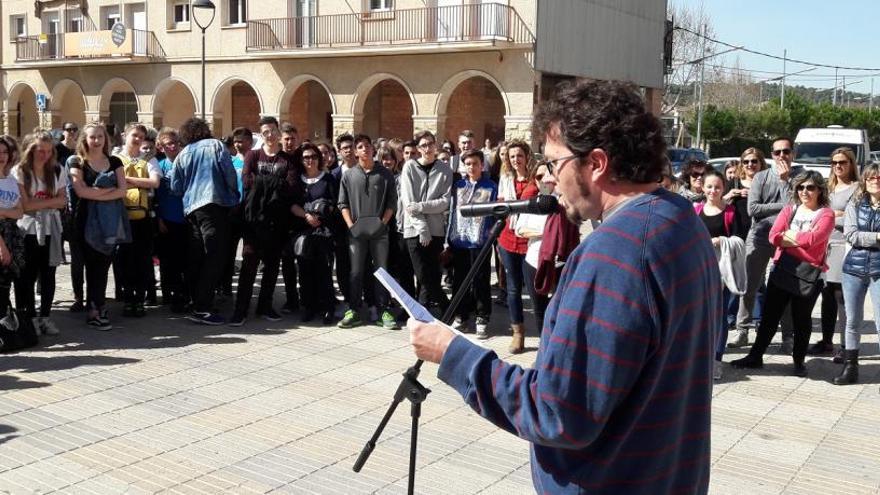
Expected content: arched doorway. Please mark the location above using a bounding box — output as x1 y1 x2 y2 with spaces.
443 76 505 147
7 83 40 138
211 79 263 136
361 80 413 140
98 78 140 139
153 79 197 130
286 80 333 142
50 79 87 129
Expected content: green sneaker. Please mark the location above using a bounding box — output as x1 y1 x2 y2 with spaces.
338 309 362 329
380 310 399 330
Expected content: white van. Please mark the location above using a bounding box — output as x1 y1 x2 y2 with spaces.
793 126 871 176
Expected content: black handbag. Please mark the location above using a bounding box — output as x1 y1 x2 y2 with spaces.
769 251 822 297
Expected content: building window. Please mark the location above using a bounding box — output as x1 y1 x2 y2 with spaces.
369 0 392 11
10 15 26 40
228 0 247 25
171 1 191 29
69 16 84 32
101 5 121 30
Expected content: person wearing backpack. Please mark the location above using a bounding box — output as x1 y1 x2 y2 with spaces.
11 131 67 336
114 123 161 317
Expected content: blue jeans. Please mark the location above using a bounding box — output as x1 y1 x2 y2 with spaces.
841 272 880 351
498 247 547 329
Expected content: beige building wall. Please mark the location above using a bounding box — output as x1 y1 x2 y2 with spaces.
0 0 583 144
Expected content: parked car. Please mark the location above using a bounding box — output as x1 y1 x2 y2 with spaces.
870 151 880 164
667 147 708 175
794 126 871 176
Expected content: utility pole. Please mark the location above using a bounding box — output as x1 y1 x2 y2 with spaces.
833 67 838 105
843 76 847 107
871 78 874 113
695 23 707 149
780 49 786 108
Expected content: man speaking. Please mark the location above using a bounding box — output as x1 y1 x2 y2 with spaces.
408 80 716 494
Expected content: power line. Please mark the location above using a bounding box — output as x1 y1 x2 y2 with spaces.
674 25 880 72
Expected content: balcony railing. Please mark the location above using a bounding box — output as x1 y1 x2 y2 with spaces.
15 29 166 62
247 3 534 52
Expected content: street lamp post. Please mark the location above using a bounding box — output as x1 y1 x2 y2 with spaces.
192 0 216 120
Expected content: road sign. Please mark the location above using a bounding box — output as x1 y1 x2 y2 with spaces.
110 22 126 47
36 93 47 112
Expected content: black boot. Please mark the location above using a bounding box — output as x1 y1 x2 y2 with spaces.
730 352 764 369
832 349 859 385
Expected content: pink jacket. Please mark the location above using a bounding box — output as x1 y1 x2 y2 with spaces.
769 204 835 270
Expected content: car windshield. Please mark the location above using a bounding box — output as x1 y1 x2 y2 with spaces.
795 142 863 165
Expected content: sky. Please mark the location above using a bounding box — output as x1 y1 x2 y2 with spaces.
673 0 880 95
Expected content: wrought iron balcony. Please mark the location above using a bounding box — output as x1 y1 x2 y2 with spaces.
247 3 534 52
15 29 166 62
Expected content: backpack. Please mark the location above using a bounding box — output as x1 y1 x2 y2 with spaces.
0 307 38 353
117 154 150 220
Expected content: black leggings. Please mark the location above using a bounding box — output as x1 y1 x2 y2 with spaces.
15 235 57 318
749 280 821 364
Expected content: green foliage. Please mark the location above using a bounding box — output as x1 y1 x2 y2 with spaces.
692 95 880 154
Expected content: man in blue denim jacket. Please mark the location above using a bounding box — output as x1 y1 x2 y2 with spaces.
170 118 240 325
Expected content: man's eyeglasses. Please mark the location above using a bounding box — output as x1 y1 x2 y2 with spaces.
771 148 792 156
796 184 818 192
539 154 581 177
64 127 78 132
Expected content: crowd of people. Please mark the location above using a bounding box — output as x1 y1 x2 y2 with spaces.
664 140 878 383
0 118 577 355
1 111 879 386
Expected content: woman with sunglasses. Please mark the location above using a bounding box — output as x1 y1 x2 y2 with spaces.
677 158 706 203
808 147 858 361
835 163 880 385
731 171 834 377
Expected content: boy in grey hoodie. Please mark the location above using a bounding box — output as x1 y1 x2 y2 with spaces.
400 130 453 312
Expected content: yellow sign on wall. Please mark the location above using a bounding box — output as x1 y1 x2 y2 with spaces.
64 30 134 57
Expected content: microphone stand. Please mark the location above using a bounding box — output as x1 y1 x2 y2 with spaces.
352 213 510 495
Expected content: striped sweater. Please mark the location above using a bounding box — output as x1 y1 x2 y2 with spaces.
438 188 718 494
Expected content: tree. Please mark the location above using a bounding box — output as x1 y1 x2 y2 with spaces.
663 1 715 114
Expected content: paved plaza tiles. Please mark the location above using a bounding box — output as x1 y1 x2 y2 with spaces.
0 265 879 494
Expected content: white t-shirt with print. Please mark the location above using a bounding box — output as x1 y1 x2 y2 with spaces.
791 205 819 233
0 176 21 210
11 164 67 235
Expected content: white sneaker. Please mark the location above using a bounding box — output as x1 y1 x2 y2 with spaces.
727 329 749 348
40 317 60 336
453 317 468 332
475 318 489 340
32 317 43 336
713 361 723 381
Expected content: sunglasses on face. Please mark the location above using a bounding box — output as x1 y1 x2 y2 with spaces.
742 159 760 165
831 160 849 166
772 149 792 156
690 172 704 179
64 127 78 132
796 184 818 192
866 176 880 183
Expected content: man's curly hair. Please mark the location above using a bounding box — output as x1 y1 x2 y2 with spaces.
533 80 667 184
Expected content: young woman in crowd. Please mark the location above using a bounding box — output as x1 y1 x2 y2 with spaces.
497 139 543 354
12 131 67 336
294 142 337 324
696 169 747 380
114 123 161 317
677 158 707 203
0 136 24 324
731 171 834 377
68 123 129 330
835 162 880 385
378 145 416 306
317 142 338 174
723 160 739 181
808 147 858 360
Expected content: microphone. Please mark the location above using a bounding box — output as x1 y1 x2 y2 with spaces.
459 195 559 218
